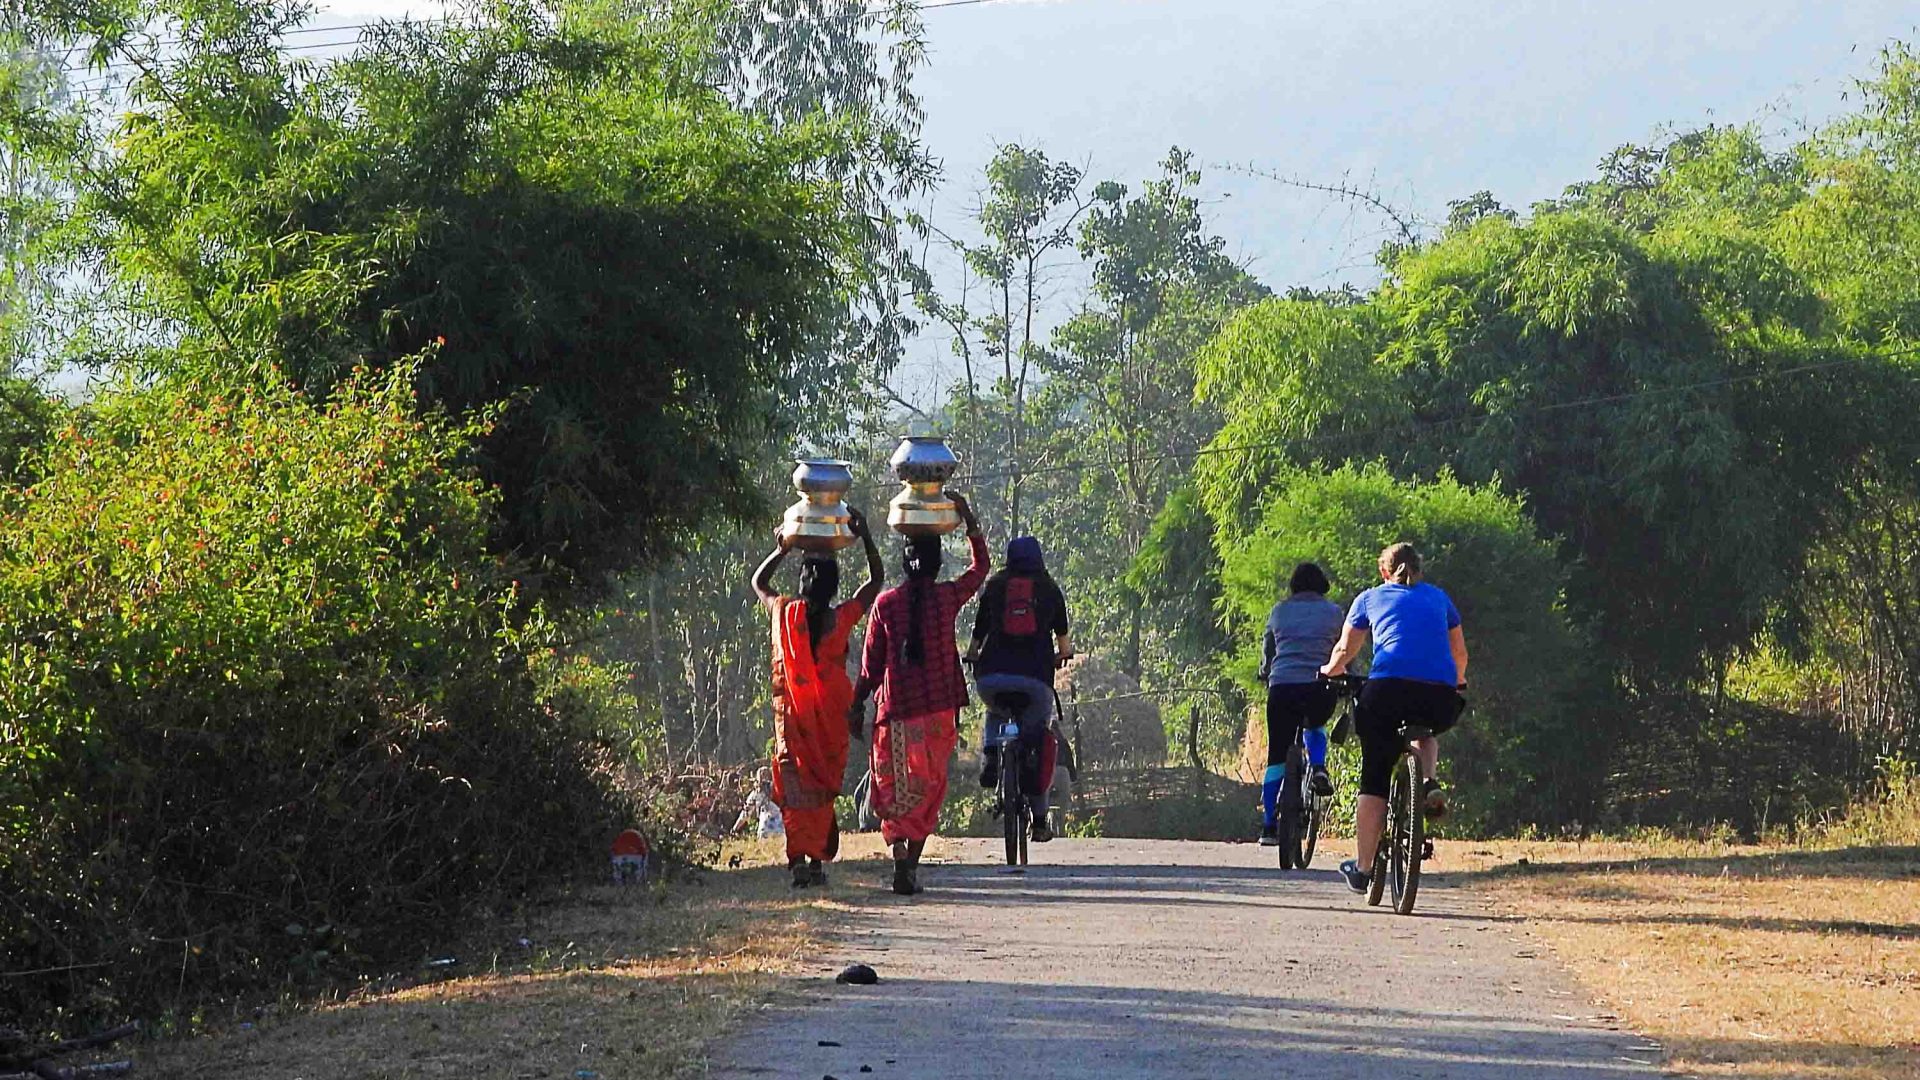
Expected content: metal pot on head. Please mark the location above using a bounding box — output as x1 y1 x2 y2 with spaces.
886 436 961 536
781 458 856 551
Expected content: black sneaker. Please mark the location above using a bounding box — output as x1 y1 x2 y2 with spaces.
790 861 813 889
1258 824 1279 847
891 860 915 895
1311 768 1334 797
807 858 828 887
1030 818 1053 843
1339 858 1371 894
978 749 1000 790
1422 778 1448 820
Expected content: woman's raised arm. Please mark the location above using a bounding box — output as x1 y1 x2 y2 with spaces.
751 535 791 610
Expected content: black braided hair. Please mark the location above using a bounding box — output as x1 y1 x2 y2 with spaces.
901 536 943 664
797 556 840 648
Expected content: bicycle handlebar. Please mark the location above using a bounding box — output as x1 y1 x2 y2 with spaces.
1319 673 1366 695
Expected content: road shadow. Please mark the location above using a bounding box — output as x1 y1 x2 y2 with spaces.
727 976 1671 1079
888 859 1527 923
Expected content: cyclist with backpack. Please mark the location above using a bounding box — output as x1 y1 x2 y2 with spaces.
965 536 1074 844
1256 562 1344 847
1319 542 1468 895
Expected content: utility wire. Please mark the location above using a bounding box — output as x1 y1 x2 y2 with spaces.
890 345 1920 492
56 0 1021 76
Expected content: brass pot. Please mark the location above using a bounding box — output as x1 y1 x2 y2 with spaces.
781 458 856 552
886 436 961 536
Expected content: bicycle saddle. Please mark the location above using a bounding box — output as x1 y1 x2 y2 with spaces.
988 691 1032 713
1399 725 1435 739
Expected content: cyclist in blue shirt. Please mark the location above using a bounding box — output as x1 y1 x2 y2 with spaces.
1319 543 1468 895
1256 562 1343 846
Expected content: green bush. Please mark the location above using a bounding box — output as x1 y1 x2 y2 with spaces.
1218 463 1606 832
0 368 649 1033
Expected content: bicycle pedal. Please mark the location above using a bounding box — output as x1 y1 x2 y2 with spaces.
1420 839 1435 861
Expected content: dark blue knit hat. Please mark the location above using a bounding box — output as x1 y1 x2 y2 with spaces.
1006 536 1045 573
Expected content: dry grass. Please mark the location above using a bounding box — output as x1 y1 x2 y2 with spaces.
143 834 915 1080
1444 838 1920 1080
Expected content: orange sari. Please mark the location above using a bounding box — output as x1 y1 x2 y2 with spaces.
770 597 862 862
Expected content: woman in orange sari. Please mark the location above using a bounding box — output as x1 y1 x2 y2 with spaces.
752 508 884 888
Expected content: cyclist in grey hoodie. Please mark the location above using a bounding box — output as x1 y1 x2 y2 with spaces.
1257 562 1344 846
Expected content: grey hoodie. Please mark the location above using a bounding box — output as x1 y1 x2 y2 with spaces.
1261 592 1344 686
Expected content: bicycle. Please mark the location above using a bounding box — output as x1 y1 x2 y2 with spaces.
1366 721 1437 915
983 688 1036 867
1276 676 1357 870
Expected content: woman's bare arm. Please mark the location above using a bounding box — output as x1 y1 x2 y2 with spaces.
751 537 790 610
1320 624 1370 677
849 508 884 610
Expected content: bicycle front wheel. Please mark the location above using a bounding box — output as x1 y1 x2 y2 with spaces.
1390 752 1425 914
1366 837 1388 906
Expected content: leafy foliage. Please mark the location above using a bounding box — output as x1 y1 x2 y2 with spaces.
1044 149 1268 679
9 0 866 582
1217 463 1596 830
1197 206 1914 686
0 366 651 1031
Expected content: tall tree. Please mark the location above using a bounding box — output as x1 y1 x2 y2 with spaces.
1046 148 1266 680
710 0 937 432
908 142 1090 535
5 0 870 585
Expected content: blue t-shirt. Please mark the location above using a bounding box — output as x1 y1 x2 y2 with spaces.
1346 582 1461 686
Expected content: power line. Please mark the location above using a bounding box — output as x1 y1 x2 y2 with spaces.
903 346 1920 492
55 0 1023 76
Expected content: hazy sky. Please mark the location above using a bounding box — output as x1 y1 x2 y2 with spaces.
310 0 1920 399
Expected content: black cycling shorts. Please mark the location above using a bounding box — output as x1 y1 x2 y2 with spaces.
1265 682 1337 767
1355 677 1462 798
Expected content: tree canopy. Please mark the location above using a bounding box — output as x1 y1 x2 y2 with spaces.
8 0 878 581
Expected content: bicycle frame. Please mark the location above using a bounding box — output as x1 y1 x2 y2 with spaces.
1279 677 1358 870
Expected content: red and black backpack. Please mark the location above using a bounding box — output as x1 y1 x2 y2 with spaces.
1000 576 1040 637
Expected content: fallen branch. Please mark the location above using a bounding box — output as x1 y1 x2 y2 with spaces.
0 1022 140 1077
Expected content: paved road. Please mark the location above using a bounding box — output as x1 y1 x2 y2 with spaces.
711 838 1666 1080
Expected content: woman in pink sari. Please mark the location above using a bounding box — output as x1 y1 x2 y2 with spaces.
850 494 988 895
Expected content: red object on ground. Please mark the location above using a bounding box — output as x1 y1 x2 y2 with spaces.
611 829 652 884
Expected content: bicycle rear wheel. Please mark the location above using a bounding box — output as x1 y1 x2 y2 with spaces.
1000 746 1022 867
1301 786 1325 869
1390 752 1425 914
1280 741 1306 869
